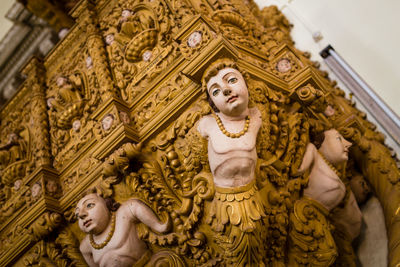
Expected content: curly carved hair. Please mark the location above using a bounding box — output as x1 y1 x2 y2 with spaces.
201 58 250 112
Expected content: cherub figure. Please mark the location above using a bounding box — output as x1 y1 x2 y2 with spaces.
197 58 268 265
289 129 362 266
76 190 170 267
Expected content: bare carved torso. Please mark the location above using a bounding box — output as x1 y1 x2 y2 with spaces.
198 107 262 188
80 204 148 267
304 150 346 211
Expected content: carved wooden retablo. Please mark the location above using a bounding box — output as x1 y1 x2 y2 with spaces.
0 0 399 266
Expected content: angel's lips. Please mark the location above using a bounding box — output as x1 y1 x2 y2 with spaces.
227 96 238 103
83 219 92 227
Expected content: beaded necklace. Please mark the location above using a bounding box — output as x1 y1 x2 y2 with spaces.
318 150 341 177
89 212 116 250
213 113 250 138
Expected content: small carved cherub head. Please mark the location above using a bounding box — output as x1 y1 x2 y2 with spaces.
102 114 115 131
324 104 335 117
142 50 152 62
47 97 55 109
276 58 291 73
31 182 42 199
56 76 68 87
105 34 115 45
14 179 22 191
75 189 120 234
316 129 352 165
72 120 81 132
86 56 93 69
121 9 132 22
119 111 131 124
350 173 372 204
187 31 202 48
202 58 249 116
46 179 58 194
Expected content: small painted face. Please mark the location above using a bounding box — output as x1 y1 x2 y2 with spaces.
76 193 110 234
187 31 202 48
31 183 42 198
121 9 132 19
207 67 249 117
47 98 55 108
276 58 291 73
119 111 130 124
320 129 352 164
14 179 22 191
105 34 114 45
350 174 371 204
72 120 81 132
102 114 114 131
46 180 58 193
142 50 152 62
86 56 92 69
324 105 335 117
56 77 67 87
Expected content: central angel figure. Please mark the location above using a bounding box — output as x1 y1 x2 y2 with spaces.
198 58 262 188
197 58 269 266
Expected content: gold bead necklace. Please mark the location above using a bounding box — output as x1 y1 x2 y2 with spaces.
89 212 116 250
213 113 250 138
318 151 341 177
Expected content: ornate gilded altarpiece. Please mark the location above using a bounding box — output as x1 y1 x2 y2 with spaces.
0 0 399 266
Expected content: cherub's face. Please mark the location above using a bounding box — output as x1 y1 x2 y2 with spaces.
276 58 291 73
187 31 202 48
207 67 248 117
350 174 371 204
72 120 81 132
31 183 42 198
56 77 67 87
320 129 352 164
86 56 92 69
46 180 58 193
76 193 110 234
105 34 114 45
102 115 114 131
121 10 132 19
14 179 22 191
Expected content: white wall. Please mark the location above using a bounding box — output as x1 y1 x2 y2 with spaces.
0 0 15 40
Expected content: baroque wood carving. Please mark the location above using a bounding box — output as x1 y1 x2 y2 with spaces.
0 0 398 266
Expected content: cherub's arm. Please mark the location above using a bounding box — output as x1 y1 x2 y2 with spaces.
80 237 98 267
295 143 317 175
127 199 171 233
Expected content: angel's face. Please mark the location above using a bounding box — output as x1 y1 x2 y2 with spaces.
76 193 110 234
319 129 352 164
105 34 114 45
207 67 249 117
187 31 202 48
102 114 114 131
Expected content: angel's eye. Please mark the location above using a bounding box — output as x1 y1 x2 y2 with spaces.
228 77 238 84
212 88 220 97
87 203 95 209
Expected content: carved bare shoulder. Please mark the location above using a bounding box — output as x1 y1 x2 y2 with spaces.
79 235 91 254
197 114 214 138
297 143 318 174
